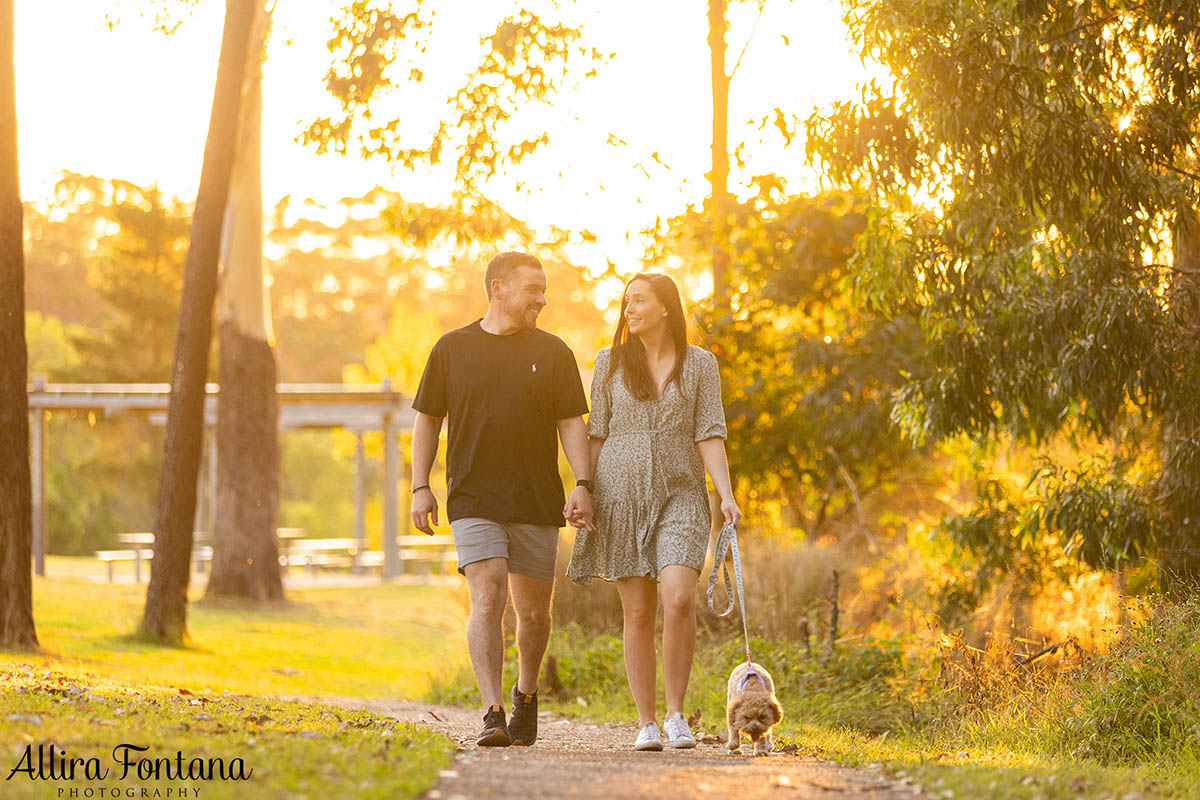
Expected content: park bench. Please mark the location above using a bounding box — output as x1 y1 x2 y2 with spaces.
350 537 456 575
282 535 456 577
397 534 456 575
97 531 454 581
95 549 153 583
97 528 306 583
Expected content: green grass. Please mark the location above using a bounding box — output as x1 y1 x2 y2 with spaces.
0 662 451 799
1 559 469 798
6 556 469 698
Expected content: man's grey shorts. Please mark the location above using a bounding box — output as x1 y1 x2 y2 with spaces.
449 517 559 580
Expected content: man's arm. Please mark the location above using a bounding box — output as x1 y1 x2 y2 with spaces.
410 411 444 535
557 415 596 531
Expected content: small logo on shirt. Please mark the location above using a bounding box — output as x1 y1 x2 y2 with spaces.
531 364 538 373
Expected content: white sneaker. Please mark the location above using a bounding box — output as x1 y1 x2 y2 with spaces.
634 720 664 751
663 712 697 749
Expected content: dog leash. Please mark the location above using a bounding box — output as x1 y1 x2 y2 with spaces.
706 522 752 665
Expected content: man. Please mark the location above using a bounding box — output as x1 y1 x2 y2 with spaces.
410 251 596 747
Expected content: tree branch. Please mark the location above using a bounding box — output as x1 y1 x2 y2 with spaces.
728 0 767 84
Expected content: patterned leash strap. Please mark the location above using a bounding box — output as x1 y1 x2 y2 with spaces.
706 523 752 664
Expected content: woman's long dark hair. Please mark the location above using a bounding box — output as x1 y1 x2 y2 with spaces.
605 273 689 401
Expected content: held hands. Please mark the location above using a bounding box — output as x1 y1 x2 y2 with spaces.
721 496 742 529
564 486 596 532
411 487 439 535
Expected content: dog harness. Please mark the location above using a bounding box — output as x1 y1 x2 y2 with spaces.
736 664 767 694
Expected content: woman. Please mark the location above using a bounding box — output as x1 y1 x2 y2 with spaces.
567 272 741 751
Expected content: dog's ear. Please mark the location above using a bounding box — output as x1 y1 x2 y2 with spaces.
770 697 783 725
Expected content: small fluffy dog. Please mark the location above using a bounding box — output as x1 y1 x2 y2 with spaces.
725 661 783 755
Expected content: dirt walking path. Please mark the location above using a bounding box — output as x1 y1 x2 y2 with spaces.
317 696 930 800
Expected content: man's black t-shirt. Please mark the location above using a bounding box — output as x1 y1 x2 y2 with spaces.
412 320 589 526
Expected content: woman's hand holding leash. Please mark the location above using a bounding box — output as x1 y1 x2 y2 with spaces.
721 496 742 529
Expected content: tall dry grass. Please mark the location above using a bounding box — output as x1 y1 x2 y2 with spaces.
549 520 1139 662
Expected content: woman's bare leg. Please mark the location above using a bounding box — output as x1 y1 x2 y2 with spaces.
617 576 658 725
659 564 700 717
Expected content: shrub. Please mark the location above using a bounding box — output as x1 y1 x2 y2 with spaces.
1056 600 1200 764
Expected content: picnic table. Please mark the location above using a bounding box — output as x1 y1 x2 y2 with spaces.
282 535 456 577
95 528 308 583
95 530 454 582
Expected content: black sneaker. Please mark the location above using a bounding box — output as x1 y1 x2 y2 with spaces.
477 706 511 747
509 684 538 746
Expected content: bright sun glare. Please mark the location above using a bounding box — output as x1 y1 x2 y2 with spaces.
15 0 873 279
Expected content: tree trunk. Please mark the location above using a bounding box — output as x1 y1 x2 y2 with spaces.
140 0 257 643
206 1 282 603
707 0 731 308
1159 205 1200 595
0 0 37 650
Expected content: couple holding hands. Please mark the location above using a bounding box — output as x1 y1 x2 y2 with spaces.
410 251 740 751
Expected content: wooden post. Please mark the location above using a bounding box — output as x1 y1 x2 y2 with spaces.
402 433 413 539
825 570 839 660
193 428 206 535
207 424 217 536
382 379 399 580
30 377 45 577
353 430 366 574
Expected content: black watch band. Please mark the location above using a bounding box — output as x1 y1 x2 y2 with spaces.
575 479 593 492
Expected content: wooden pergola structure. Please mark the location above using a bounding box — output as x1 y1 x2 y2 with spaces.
26 378 416 580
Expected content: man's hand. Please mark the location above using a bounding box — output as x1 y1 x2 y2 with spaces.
411 488 439 535
563 486 595 532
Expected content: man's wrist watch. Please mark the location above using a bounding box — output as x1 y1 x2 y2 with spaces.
575 479 593 492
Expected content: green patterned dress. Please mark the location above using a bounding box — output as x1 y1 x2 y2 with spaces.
567 344 727 584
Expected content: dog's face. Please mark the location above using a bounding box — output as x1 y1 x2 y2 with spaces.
727 692 783 741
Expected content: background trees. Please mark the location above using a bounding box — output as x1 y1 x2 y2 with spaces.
206 1 282 602
807 0 1200 593
140 0 257 643
655 182 926 537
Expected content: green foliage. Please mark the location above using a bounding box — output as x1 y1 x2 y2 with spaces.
704 634 912 734
50 173 190 382
278 430 359 540
1030 461 1160 571
651 180 928 535
302 2 606 190
934 455 1161 614
1058 601 1200 764
24 311 84 379
22 175 194 554
807 0 1200 583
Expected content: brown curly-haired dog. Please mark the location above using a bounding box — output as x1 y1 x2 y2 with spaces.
725 661 783 755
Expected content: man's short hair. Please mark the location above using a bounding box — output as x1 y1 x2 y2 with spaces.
484 251 543 299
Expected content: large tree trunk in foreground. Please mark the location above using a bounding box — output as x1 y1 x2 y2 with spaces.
140 0 257 643
0 0 37 650
1159 205 1200 596
707 0 731 309
206 1 283 603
